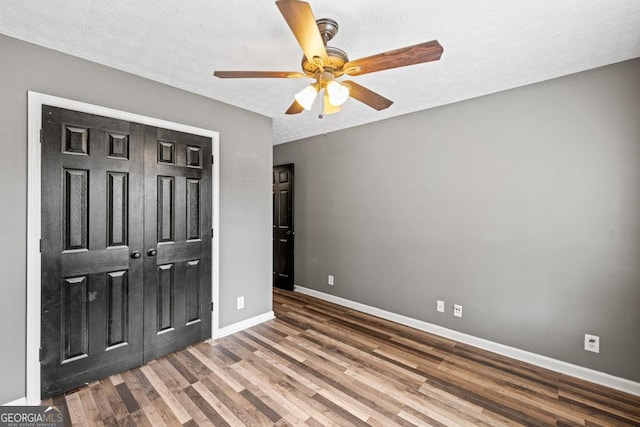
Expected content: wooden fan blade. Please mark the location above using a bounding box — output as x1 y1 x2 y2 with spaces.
342 81 393 111
276 0 329 66
285 100 305 114
344 40 443 76
214 71 305 78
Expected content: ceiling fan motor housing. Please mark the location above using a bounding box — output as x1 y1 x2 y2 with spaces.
301 18 348 77
301 46 349 76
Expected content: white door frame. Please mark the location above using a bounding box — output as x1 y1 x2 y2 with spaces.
26 92 220 404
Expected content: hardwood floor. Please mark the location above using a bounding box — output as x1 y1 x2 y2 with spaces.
45 288 640 426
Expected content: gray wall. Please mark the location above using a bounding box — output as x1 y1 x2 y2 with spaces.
274 58 640 382
0 34 273 403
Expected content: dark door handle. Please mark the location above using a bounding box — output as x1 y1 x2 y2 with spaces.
147 249 157 257
286 230 296 236
131 251 142 259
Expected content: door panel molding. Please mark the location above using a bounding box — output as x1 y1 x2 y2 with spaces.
27 92 220 404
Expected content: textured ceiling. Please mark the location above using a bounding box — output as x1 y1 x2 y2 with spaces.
2 1 640 144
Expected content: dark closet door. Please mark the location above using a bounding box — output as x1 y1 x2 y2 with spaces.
40 105 212 397
273 164 294 290
142 125 212 361
41 106 145 397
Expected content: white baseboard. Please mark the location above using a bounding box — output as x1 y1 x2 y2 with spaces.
215 311 275 339
295 285 640 397
2 397 27 406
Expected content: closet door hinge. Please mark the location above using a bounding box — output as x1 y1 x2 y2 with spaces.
39 347 43 362
211 155 215 164
211 302 214 312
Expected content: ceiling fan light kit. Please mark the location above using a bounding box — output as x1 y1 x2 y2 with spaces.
326 80 349 106
294 84 319 110
213 0 443 116
323 90 341 115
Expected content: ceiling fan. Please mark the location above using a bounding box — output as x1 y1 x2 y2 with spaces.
214 0 444 115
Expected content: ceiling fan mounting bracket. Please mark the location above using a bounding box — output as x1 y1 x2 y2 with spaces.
316 18 339 44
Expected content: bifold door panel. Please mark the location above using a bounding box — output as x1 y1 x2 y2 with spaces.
40 106 212 397
142 125 212 362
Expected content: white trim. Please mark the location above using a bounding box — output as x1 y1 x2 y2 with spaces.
211 132 220 337
26 92 221 404
26 92 43 405
215 311 275 339
2 397 28 406
295 285 640 397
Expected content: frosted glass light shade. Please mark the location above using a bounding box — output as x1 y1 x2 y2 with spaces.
294 85 318 110
323 90 341 115
326 80 350 106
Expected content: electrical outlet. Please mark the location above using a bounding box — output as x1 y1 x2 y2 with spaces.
453 304 463 318
237 296 245 310
437 300 445 313
584 334 599 353
328 275 334 286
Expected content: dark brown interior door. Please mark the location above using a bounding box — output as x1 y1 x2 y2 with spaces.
41 105 212 397
273 164 294 290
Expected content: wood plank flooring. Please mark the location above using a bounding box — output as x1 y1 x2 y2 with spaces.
45 288 640 426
